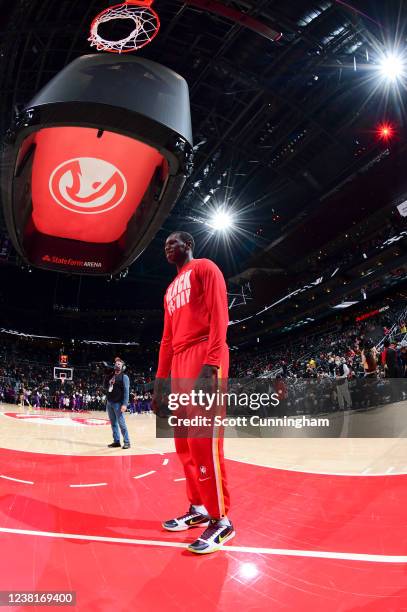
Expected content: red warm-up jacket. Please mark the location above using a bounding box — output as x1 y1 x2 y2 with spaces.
156 258 229 378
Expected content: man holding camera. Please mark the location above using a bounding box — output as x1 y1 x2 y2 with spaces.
106 357 131 449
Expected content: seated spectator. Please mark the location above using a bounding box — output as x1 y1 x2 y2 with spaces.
361 342 378 378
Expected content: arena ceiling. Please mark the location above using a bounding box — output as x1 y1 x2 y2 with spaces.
0 0 406 328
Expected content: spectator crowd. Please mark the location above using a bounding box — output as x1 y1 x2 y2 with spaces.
0 297 405 417
0 358 153 414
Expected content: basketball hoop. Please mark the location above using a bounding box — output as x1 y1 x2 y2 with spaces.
88 0 160 54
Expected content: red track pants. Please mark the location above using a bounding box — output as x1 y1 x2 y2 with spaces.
171 341 230 519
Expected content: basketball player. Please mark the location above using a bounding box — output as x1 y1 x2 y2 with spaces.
153 231 234 554
106 357 131 449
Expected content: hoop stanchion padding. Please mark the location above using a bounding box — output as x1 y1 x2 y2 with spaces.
1 55 193 276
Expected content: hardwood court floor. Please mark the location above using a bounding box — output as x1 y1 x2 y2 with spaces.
1 403 406 474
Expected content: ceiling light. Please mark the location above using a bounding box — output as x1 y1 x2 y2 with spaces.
207 209 234 231
378 52 405 82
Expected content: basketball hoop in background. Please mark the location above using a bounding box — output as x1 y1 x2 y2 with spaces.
54 366 74 382
89 0 160 53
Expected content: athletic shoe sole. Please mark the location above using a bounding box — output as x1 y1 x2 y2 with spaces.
187 530 236 554
162 520 209 532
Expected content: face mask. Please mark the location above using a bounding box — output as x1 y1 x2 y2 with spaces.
114 361 123 372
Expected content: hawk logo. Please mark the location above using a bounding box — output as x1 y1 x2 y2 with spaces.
198 464 211 482
49 157 127 215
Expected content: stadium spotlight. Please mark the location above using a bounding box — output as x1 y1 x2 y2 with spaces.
377 122 394 140
378 51 405 82
207 208 234 231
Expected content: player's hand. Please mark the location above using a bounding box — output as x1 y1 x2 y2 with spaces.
152 378 168 416
121 405 127 413
197 365 218 379
151 395 160 415
195 365 218 396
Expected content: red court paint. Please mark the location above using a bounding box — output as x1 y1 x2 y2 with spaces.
0 448 406 610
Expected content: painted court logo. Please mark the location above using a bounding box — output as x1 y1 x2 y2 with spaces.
3 413 109 427
49 157 127 214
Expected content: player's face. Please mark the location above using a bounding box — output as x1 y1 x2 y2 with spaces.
165 234 188 264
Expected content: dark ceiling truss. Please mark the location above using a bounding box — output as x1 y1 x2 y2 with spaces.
188 7 333 134
187 0 274 96
181 103 345 218
0 0 403 324
216 63 363 195
63 1 112 66
0 0 402 284
0 2 356 143
0 1 247 131
177 5 360 203
144 5 338 213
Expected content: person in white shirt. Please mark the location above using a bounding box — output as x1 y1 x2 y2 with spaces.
335 357 352 410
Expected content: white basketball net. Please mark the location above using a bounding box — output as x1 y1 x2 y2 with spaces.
88 4 159 53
